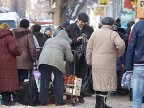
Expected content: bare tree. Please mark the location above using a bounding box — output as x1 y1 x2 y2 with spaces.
53 0 87 25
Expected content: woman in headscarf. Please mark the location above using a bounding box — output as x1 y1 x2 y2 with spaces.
38 30 73 106
86 17 125 108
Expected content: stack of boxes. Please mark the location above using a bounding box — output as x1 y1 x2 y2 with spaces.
65 77 82 96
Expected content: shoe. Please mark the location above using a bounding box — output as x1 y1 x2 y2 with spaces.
99 96 111 108
79 97 85 103
56 102 65 106
1 101 15 106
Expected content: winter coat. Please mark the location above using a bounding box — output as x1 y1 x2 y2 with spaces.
0 29 22 92
13 28 36 69
43 34 51 45
38 30 73 74
65 23 94 50
33 32 44 47
53 27 61 37
86 25 125 91
125 20 144 71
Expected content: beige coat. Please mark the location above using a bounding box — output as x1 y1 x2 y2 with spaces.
38 30 73 74
86 25 125 91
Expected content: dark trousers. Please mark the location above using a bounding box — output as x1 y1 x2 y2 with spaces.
18 69 32 86
39 64 64 105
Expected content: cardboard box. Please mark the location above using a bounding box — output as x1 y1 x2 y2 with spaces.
74 77 82 87
65 86 81 96
64 77 82 88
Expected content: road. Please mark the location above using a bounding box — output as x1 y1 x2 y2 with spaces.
0 95 144 108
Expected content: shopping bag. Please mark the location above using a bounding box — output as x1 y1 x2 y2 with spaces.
32 69 41 92
17 75 40 106
121 72 132 90
81 66 95 96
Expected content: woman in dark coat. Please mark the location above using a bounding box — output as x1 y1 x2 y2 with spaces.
0 23 22 106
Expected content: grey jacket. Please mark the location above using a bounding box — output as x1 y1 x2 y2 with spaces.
38 30 73 73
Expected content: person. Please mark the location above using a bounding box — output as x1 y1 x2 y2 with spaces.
38 30 73 106
32 24 44 47
125 21 135 36
113 20 129 95
13 19 36 86
115 18 121 28
125 18 144 108
53 21 70 37
65 12 94 103
31 24 44 59
0 23 22 106
86 17 125 108
43 26 52 44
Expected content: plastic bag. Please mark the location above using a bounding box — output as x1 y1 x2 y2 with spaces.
17 76 40 106
121 72 133 90
81 67 95 96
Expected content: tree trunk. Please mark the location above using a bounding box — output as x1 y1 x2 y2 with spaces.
53 0 87 25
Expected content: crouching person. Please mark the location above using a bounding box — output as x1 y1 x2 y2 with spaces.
38 30 73 106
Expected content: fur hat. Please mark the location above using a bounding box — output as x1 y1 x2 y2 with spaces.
0 23 9 29
102 17 114 26
78 13 89 22
20 19 29 28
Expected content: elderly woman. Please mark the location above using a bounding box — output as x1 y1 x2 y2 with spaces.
86 17 125 108
0 23 22 106
38 30 73 106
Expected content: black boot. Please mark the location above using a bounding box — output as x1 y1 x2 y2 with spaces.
1 93 14 106
99 96 111 108
95 95 100 108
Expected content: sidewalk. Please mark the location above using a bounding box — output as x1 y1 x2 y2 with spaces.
0 95 144 108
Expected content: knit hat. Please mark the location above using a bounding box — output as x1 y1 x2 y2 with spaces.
78 13 89 22
59 21 70 29
20 19 29 28
102 17 114 26
32 24 41 32
0 23 9 29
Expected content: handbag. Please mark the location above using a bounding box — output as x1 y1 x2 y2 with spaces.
75 45 84 64
75 33 87 64
81 66 95 96
121 72 133 90
32 62 41 92
17 71 40 106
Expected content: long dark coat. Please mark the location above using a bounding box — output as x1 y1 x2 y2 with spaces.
65 23 94 80
0 29 22 92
